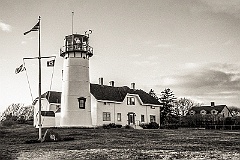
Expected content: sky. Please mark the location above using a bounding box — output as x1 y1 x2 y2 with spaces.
1 0 240 112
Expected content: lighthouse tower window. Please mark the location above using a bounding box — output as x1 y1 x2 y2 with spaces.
78 97 86 109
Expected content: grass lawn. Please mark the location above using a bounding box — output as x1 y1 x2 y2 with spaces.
1 124 240 159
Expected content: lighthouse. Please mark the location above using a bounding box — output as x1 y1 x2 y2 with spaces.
60 33 93 127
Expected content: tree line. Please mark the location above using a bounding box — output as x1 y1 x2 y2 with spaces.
149 88 240 128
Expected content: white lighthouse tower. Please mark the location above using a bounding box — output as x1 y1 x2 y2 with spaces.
60 33 93 127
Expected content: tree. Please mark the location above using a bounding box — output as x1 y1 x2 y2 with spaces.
228 106 240 117
149 89 159 100
175 98 194 117
159 88 177 125
1 103 33 122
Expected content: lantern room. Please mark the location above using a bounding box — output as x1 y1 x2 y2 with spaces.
60 34 93 58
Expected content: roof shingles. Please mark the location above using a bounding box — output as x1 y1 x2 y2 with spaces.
90 84 161 105
33 84 161 106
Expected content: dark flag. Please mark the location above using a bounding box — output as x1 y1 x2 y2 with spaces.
47 60 55 67
24 21 40 35
15 64 26 74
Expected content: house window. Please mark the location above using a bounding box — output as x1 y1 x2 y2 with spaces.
190 110 195 115
211 110 218 115
200 110 206 115
127 97 135 105
103 112 111 121
141 115 145 122
117 113 121 121
150 115 156 122
77 97 86 109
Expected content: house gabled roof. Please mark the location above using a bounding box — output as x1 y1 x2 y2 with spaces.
190 105 226 114
90 83 161 106
32 84 161 106
32 91 61 105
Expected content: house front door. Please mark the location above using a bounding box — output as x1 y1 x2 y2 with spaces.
128 112 135 125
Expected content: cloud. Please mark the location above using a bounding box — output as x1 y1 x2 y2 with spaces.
166 63 240 89
0 21 12 32
155 62 240 105
199 0 240 19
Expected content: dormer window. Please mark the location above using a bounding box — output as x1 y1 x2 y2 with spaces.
127 97 135 105
78 97 86 109
189 110 195 115
211 110 218 115
200 110 206 115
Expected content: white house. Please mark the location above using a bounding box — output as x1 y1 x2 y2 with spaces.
33 33 161 128
33 82 161 128
188 102 232 117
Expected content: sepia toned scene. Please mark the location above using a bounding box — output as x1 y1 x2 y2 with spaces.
1 0 240 159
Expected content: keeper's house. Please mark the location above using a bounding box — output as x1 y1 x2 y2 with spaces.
33 81 161 128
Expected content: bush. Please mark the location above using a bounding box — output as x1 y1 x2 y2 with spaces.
1 120 16 127
108 123 117 128
140 122 159 129
160 124 179 129
102 124 111 129
124 125 134 129
116 124 122 128
139 123 149 129
148 122 159 129
17 116 26 124
102 123 121 129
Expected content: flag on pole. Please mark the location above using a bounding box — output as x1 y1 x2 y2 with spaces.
15 64 26 74
47 60 55 67
24 21 40 35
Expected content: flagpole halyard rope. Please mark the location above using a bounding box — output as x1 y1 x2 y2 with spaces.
23 59 34 102
49 57 56 91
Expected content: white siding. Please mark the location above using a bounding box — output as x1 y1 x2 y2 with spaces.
95 94 160 126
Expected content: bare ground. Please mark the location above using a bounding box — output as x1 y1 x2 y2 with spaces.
1 124 240 159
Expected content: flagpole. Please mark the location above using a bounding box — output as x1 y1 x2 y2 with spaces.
72 11 74 35
38 16 42 141
71 12 74 50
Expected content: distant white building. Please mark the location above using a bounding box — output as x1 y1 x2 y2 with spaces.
187 102 232 117
33 33 161 128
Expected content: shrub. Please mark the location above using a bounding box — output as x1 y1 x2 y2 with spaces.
124 125 134 129
148 122 159 129
108 123 117 128
17 116 26 124
115 124 122 128
139 123 149 129
102 124 111 129
160 124 179 129
140 122 159 129
102 123 120 129
1 120 16 127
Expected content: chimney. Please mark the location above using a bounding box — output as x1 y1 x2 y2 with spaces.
99 77 103 86
131 83 135 90
109 81 115 87
211 102 215 107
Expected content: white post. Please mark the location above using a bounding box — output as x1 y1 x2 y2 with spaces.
38 16 42 141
